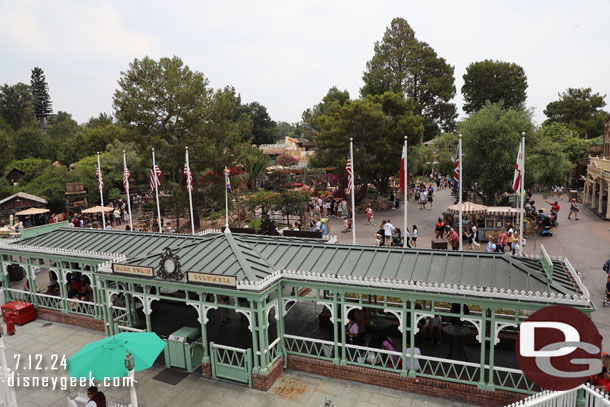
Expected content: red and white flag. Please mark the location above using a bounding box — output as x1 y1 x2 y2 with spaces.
513 141 523 192
95 167 104 192
400 143 407 193
150 165 162 192
123 166 130 192
184 163 193 192
346 151 353 191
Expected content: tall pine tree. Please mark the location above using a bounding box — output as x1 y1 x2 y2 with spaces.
30 67 53 125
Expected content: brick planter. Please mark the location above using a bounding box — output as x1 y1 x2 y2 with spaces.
36 308 104 331
252 358 284 391
287 355 523 407
201 362 212 378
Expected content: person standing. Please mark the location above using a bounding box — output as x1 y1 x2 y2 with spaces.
384 220 395 247
435 218 444 239
378 221 387 246
427 185 434 210
390 191 396 210
366 204 374 225
419 189 427 210
447 227 459 250
496 229 507 253
411 225 418 248
85 386 106 407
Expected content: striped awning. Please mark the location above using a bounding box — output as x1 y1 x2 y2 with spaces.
447 202 488 215
486 207 520 216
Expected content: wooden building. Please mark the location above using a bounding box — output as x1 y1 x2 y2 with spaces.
0 192 48 226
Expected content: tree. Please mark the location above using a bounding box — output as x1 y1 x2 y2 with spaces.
30 67 53 122
239 146 270 190
461 60 528 114
459 102 534 204
312 91 424 195
236 101 278 145
246 189 279 217
543 88 608 138
10 105 47 160
301 87 350 134
0 128 14 176
0 83 34 131
113 56 251 227
361 18 456 140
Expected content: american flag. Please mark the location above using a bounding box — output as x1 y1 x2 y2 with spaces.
123 166 130 192
346 151 353 191
150 165 162 192
184 163 193 192
453 144 460 182
95 167 104 192
225 169 232 193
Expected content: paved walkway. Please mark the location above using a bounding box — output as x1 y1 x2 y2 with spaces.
2 320 476 407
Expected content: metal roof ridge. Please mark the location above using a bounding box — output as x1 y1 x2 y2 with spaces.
223 233 260 282
236 269 591 306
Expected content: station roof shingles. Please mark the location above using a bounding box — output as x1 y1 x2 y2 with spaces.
8 228 583 300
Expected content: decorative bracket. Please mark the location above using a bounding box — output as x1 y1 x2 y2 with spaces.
203 305 218 325
413 312 432 335
343 304 362 324
133 294 159 315
266 302 279 327
317 301 335 324
460 317 482 343
236 309 252 331
383 308 403 333
107 290 119 307
282 298 296 316
494 321 517 345
186 302 202 324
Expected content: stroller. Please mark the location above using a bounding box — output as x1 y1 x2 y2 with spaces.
391 228 404 247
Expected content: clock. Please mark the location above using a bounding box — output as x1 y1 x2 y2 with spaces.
158 247 183 280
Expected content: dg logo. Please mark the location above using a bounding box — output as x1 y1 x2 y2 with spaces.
516 305 602 390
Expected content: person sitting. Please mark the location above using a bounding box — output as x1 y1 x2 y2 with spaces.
405 341 421 372
45 283 60 296
382 336 400 366
78 285 93 302
85 386 106 407
67 282 79 299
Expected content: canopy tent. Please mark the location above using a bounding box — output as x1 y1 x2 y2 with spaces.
82 206 114 214
15 208 50 216
447 202 487 215
486 207 520 216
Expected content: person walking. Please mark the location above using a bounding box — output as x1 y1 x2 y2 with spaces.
568 198 579 220
411 225 418 248
427 185 434 210
496 229 507 253
419 189 427 210
384 220 395 247
378 220 386 247
447 227 459 250
366 204 374 225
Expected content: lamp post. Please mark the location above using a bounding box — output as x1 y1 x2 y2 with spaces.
125 351 138 407
0 325 18 407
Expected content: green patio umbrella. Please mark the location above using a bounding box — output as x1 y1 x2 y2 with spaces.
67 332 166 380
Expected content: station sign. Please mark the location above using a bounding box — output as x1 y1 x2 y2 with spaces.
187 271 236 287
112 263 155 278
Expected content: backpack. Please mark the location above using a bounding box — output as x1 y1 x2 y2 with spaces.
604 260 610 273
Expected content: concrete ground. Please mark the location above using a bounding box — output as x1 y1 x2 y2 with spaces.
2 320 477 407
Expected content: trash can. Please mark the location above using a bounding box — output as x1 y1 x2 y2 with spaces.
431 239 448 250
569 190 578 201
164 326 203 373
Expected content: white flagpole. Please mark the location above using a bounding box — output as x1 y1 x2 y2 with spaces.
186 147 195 235
458 134 463 251
123 150 133 231
225 166 230 231
350 138 356 245
403 136 408 248
97 152 106 230
152 149 162 233
519 133 525 256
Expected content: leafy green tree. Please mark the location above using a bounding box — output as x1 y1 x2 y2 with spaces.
273 191 308 226
11 108 47 160
302 87 350 134
312 91 424 196
361 18 456 140
239 146 270 190
461 60 528 114
20 165 68 213
45 112 81 164
527 133 573 188
543 88 608 138
236 101 278 145
0 83 34 131
246 189 279 217
30 67 53 121
0 128 14 175
459 102 534 204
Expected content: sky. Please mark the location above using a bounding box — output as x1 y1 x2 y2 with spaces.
1 0 609 126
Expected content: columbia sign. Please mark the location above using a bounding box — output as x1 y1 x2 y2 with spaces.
516 305 601 390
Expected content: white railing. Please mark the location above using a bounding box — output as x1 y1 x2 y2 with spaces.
284 334 335 360
6 288 33 303
506 383 610 406
116 325 146 333
196 229 221 235
268 337 282 364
